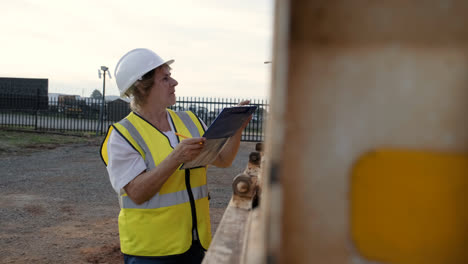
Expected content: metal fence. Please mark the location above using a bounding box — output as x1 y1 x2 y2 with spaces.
0 94 268 142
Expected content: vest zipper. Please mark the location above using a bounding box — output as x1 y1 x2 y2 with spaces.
185 169 199 241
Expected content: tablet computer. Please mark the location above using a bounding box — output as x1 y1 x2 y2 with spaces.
180 105 257 169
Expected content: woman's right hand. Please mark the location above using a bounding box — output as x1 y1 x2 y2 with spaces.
171 137 206 164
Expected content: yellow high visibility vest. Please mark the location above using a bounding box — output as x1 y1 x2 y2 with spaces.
100 109 212 256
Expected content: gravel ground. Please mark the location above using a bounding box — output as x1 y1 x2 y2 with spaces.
0 137 257 264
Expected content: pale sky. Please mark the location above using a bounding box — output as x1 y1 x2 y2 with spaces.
1 0 273 99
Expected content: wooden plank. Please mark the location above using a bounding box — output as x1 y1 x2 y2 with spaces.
203 199 251 264
261 0 468 263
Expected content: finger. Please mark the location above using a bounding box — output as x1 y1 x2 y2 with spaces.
181 137 206 145
185 143 205 151
186 149 203 160
183 139 206 148
237 100 250 106
190 143 206 152
190 150 203 158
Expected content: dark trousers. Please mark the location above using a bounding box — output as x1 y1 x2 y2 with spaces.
123 242 205 264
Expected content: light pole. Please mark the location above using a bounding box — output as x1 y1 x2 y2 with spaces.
96 66 111 135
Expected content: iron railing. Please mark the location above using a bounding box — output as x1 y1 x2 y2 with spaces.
0 94 268 142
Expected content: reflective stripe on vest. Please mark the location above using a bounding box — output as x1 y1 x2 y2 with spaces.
116 110 205 210
174 111 201 138
120 185 208 209
117 111 200 171
118 118 155 169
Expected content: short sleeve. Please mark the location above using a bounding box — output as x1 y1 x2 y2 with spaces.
106 130 147 193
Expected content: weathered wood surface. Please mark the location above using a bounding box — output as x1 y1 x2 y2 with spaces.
203 199 252 264
203 148 263 264
263 0 468 263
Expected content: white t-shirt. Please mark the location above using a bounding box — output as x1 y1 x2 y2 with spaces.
106 111 206 193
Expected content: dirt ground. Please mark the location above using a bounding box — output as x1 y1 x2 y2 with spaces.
0 136 258 264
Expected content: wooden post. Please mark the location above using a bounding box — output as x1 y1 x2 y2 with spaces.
261 1 468 263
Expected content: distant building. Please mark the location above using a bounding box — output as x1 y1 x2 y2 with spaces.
48 93 80 100
0 77 48 110
48 93 61 101
105 95 121 102
107 98 131 121
48 93 80 105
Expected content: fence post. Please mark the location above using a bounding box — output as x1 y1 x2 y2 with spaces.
35 89 39 130
96 72 107 136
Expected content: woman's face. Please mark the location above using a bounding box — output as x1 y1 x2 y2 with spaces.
148 65 178 108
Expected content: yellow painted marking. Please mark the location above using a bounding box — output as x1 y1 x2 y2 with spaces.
351 149 468 264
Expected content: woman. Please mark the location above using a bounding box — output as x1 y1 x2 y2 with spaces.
100 48 251 264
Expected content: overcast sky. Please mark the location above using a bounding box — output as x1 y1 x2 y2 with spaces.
1 0 273 99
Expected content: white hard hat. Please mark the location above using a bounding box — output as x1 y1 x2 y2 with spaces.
114 48 174 97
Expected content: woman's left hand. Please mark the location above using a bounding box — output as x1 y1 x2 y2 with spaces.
237 100 250 106
211 99 253 167
237 100 252 131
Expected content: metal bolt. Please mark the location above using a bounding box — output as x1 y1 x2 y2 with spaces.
236 181 249 193
249 152 261 165
255 142 263 152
